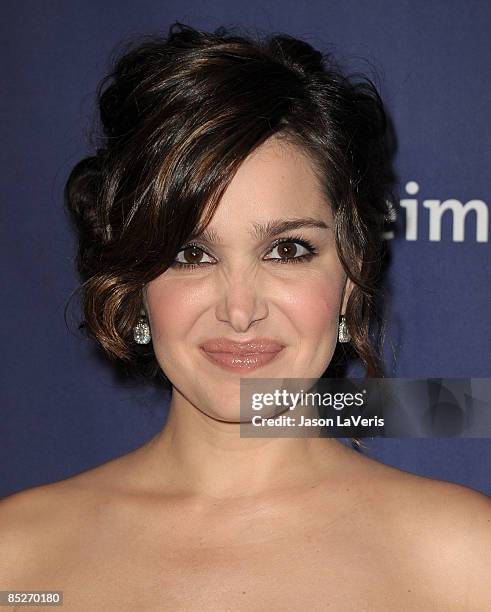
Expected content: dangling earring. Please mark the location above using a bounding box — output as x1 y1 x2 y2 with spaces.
133 308 151 344
338 314 351 343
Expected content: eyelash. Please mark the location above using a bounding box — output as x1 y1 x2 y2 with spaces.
171 234 318 270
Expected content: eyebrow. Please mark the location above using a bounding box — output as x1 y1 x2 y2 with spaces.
189 217 330 244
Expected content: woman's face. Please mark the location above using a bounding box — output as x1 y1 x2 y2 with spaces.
144 135 352 421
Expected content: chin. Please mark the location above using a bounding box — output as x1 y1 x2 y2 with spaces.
201 407 245 424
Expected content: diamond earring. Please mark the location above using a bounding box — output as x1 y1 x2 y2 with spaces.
338 315 351 343
133 309 151 344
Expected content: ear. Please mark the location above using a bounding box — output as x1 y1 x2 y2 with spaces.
341 276 354 316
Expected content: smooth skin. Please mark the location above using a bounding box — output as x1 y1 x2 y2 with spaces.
1 136 490 611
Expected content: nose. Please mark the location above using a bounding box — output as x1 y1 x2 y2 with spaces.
215 271 269 333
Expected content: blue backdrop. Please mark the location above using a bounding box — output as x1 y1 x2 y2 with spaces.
2 0 490 497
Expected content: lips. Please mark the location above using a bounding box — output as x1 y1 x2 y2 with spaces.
200 338 285 372
200 338 285 354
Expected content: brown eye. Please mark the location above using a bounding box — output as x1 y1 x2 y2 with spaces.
267 240 310 261
183 246 203 264
174 245 214 266
277 242 298 259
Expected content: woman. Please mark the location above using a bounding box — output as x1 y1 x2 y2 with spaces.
1 22 490 611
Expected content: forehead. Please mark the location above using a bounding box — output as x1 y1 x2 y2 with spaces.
203 136 331 235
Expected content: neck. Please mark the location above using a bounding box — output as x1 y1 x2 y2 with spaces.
132 387 351 501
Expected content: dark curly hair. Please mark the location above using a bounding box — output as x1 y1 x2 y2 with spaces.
64 22 396 402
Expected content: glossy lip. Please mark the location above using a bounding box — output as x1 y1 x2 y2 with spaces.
200 346 284 372
200 337 285 354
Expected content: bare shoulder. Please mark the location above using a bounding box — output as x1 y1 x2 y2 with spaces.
354 452 491 610
404 473 491 610
0 483 66 588
0 459 121 588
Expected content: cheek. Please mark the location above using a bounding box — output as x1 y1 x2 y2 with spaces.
144 280 205 384
146 272 344 339
145 280 201 343
283 275 343 336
